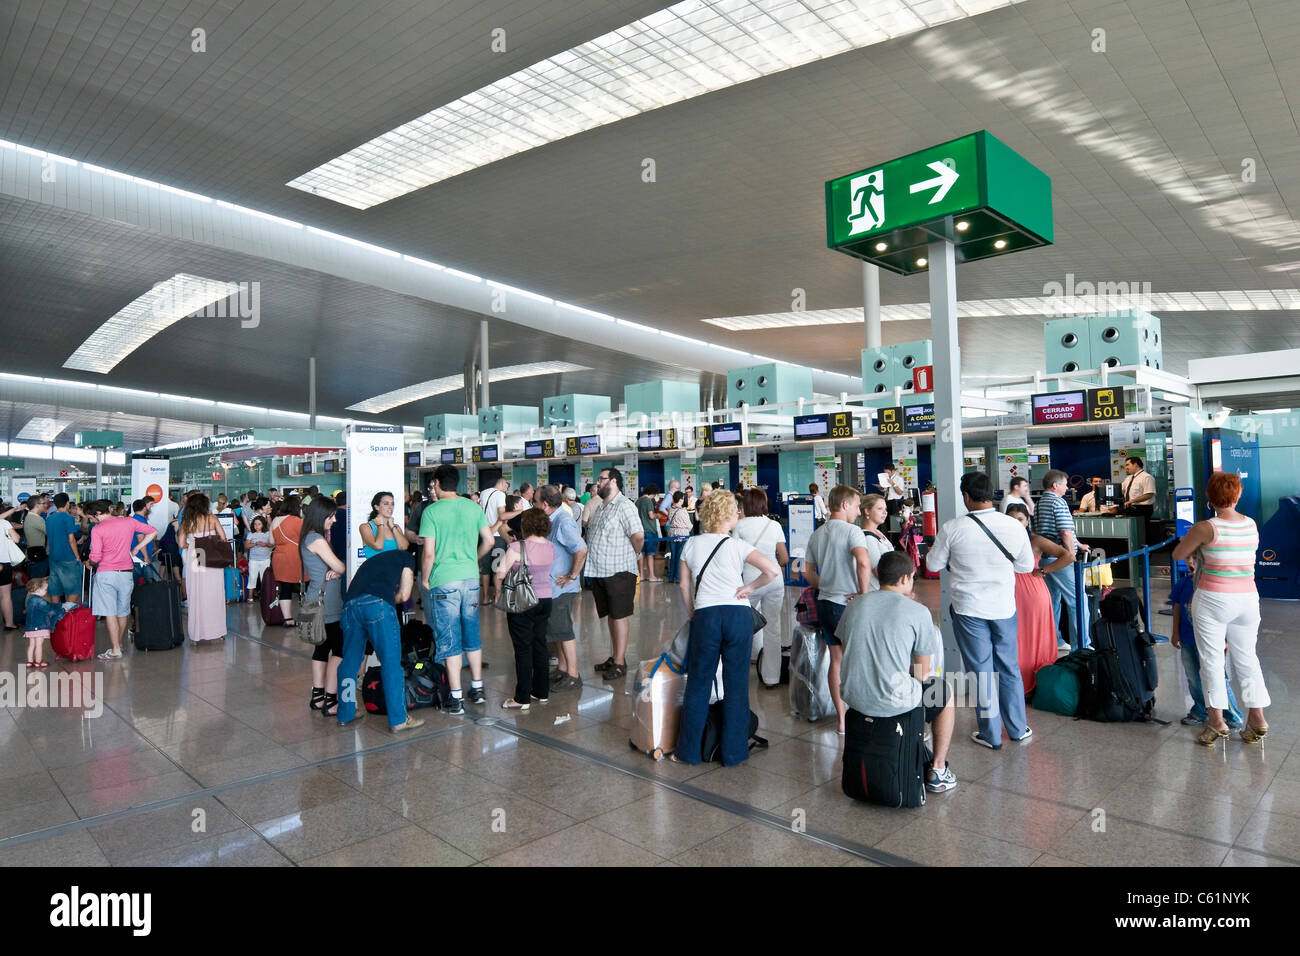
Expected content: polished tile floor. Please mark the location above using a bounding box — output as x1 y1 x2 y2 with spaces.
1 577 1297 867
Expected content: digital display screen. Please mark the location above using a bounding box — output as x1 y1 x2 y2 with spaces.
473 444 499 463
579 435 601 455
795 412 853 440
276 463 289 478
524 440 544 459
299 461 312 475
1032 391 1088 425
405 452 422 467
903 404 936 433
637 430 662 451
440 448 464 465
710 422 743 447
323 459 337 473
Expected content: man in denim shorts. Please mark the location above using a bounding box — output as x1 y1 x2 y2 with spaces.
420 465 494 716
87 500 155 660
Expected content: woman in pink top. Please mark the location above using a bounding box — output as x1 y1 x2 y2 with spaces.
1173 472 1269 745
494 507 555 712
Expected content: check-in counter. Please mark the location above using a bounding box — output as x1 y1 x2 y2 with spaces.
1074 515 1140 583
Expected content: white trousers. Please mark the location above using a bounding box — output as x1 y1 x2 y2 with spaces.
247 557 271 590
1191 589 1269 710
749 580 787 684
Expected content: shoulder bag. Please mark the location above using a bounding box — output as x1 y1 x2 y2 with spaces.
496 540 539 613
1 526 25 565
296 536 328 646
193 524 234 569
967 512 1015 563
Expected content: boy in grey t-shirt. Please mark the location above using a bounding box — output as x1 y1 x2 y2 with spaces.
800 485 871 735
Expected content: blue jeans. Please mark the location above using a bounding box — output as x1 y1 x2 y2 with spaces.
1044 562 1089 649
1181 639 1244 726
674 605 753 766
431 579 481 661
338 595 406 727
950 606 1027 744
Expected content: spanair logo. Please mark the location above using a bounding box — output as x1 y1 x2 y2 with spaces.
146 483 163 502
354 443 401 456
1260 550 1279 566
50 886 151 936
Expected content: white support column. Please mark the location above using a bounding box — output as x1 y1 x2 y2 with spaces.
928 239 963 661
863 261 882 350
479 320 490 410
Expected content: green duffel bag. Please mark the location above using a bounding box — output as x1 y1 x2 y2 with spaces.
1032 649 1096 716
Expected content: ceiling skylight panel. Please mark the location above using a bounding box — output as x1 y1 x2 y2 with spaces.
288 0 1019 208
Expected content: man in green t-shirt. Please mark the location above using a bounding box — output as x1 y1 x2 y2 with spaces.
419 464 494 716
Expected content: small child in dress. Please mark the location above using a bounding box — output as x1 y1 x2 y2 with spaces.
23 577 67 669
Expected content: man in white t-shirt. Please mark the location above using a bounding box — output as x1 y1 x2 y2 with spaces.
147 493 179 539
517 483 534 510
1000 477 1034 517
926 472 1035 750
809 483 828 523
478 477 510 597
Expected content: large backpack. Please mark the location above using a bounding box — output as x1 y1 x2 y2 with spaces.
700 701 767 763
1084 618 1161 723
405 656 451 710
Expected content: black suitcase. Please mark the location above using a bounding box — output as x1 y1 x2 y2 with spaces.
842 707 928 808
132 579 184 650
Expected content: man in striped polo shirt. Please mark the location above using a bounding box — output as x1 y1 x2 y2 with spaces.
1033 470 1091 651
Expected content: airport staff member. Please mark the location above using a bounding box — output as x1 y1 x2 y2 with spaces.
1076 477 1106 514
877 463 906 516
1120 457 1156 517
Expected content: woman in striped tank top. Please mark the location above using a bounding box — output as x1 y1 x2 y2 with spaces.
1173 473 1270 746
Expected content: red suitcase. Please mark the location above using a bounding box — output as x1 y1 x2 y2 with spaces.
51 606 96 661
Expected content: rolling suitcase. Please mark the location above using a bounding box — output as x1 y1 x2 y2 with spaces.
789 623 834 721
224 565 244 603
132 579 184 650
629 654 685 760
841 707 928 808
51 606 96 661
259 565 285 625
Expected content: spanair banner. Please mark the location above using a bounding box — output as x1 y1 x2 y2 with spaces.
580 458 594 492
345 424 404 583
131 455 170 508
679 451 697 496
11 477 37 504
1109 422 1146 482
536 459 549 487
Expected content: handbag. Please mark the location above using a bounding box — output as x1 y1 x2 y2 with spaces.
1 529 25 565
496 539 539 613
296 568 327 646
193 531 234 569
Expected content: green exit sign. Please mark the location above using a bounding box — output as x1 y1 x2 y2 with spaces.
825 131 1052 275
74 430 123 449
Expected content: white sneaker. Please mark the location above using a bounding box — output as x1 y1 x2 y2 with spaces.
96 649 123 661
1013 727 1033 742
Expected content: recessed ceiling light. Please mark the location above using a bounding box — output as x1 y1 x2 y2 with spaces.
994 239 1007 249
916 258 927 267
874 242 888 252
287 0 1024 208
956 221 969 231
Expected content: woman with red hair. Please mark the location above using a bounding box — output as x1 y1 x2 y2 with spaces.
1172 472 1270 746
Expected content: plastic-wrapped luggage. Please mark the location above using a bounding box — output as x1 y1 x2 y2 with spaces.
789 623 834 721
629 654 685 760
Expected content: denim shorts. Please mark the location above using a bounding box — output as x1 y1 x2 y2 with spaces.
431 578 482 661
49 559 82 596
92 570 133 618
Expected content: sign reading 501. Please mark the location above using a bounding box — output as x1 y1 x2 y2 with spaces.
1086 388 1125 421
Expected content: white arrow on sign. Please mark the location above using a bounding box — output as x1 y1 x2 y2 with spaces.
909 161 959 204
